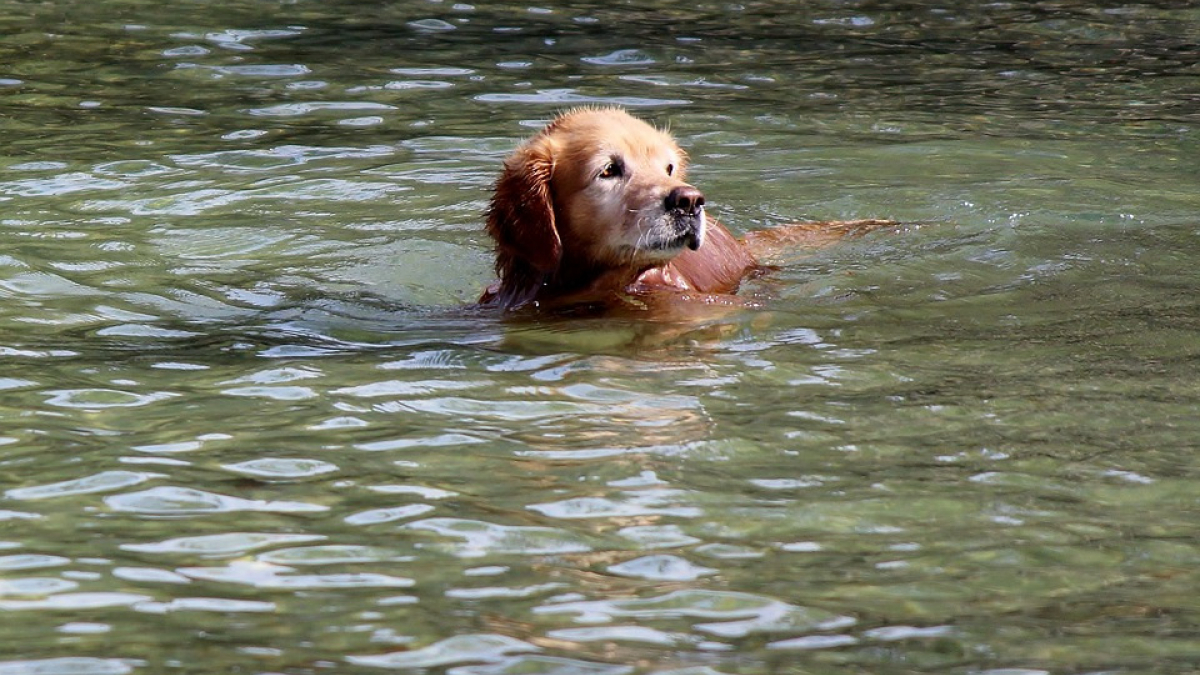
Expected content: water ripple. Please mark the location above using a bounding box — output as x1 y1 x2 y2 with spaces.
0 555 70 571
395 67 475 78
621 74 749 90
863 624 956 641
546 625 692 647
111 568 190 585
475 88 689 107
404 518 592 558
92 160 177 178
0 658 135 675
333 379 483 398
528 489 703 519
354 433 484 452
2 273 106 298
451 655 634 675
136 597 276 614
122 532 325 558
536 590 855 638
5 471 162 500
348 80 455 93
179 562 414 589
0 510 41 522
582 49 657 66
0 592 153 611
44 389 177 410
344 504 437 526
445 583 567 601
0 173 127 197
0 577 78 597
105 487 328 515
168 144 395 172
194 28 305 49
407 18 457 32
617 525 702 550
219 385 317 401
243 101 397 117
205 64 310 77
606 555 717 581
257 545 409 565
767 634 860 651
221 458 338 479
347 634 537 669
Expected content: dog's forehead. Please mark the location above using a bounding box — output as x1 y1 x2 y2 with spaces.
557 111 680 161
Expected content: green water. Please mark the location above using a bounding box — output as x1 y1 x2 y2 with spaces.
2 2 1199 673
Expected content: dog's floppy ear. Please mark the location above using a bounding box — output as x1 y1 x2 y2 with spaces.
486 138 560 276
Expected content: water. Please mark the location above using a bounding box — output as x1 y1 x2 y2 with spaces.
2 1 1199 673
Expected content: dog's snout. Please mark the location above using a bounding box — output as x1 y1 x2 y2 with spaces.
665 186 705 216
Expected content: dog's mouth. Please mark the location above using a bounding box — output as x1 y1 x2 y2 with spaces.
654 229 701 252
644 212 705 253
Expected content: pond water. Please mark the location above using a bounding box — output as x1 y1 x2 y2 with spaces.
2 1 1199 673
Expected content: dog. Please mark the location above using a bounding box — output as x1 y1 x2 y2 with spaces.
480 107 893 311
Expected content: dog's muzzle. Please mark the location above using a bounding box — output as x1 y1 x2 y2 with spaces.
665 185 706 251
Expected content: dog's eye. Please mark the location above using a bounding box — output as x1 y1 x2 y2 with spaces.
666 163 675 176
598 161 623 179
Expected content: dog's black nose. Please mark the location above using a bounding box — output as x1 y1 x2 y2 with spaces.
665 185 705 216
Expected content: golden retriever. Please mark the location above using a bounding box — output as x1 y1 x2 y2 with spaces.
480 107 893 311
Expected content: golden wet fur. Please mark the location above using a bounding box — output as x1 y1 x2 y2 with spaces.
481 108 893 311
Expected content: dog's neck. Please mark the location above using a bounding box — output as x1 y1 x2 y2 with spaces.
491 254 678 310
488 219 759 310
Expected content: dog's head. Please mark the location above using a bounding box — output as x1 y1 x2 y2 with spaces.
486 108 707 304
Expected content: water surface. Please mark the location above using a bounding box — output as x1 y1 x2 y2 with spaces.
2 1 1199 673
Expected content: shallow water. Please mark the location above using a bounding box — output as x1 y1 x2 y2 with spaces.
2 1 1199 673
